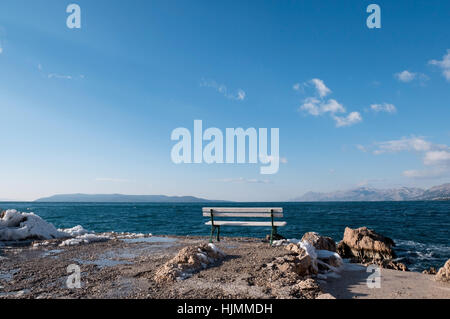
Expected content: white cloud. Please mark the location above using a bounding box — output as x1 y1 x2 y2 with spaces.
297 78 362 128
394 70 429 84
48 73 73 80
39 64 84 80
395 70 416 82
310 78 331 98
373 136 432 154
236 89 246 101
300 97 345 116
333 112 362 127
423 150 450 166
321 99 346 114
299 97 321 116
201 79 246 101
356 144 367 152
370 103 397 114
429 49 450 81
367 136 450 179
293 78 331 97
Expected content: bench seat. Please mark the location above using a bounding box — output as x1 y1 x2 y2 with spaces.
205 221 287 227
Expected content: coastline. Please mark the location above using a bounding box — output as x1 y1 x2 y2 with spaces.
1 234 449 299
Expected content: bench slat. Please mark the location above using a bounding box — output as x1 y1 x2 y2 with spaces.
202 207 283 213
202 212 283 218
205 221 287 227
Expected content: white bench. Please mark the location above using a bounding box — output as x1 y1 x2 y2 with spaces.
202 207 286 245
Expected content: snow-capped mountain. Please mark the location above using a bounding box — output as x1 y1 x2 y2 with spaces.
292 183 450 202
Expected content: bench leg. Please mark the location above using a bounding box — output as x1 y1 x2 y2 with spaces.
270 226 278 246
216 226 220 242
210 226 216 243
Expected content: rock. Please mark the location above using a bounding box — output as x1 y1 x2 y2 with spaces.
336 227 408 271
274 252 316 277
285 243 304 255
154 243 226 283
268 246 318 277
422 267 437 275
290 278 322 299
337 227 396 262
379 260 408 271
277 254 313 276
336 241 352 258
435 259 450 282
301 232 336 252
321 255 343 268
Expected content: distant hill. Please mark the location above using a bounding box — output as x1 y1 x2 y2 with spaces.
292 183 450 202
415 183 450 201
35 194 225 203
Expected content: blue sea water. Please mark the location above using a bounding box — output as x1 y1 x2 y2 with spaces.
1 201 449 272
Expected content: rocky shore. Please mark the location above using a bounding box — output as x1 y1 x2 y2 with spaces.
0 229 449 299
1 209 449 299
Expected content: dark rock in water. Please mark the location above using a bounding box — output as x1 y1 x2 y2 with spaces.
301 232 336 252
265 233 286 241
422 267 437 275
337 226 408 271
435 259 450 282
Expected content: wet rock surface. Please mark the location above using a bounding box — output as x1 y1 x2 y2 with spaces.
0 236 327 299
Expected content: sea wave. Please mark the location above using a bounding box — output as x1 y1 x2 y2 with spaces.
394 239 450 271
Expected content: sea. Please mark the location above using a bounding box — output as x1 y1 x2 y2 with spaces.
1 201 449 272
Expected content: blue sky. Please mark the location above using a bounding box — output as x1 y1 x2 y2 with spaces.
0 0 449 201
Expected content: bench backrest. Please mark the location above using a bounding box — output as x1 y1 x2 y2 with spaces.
202 207 283 218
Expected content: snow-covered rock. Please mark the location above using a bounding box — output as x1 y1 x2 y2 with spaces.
0 210 63 241
0 209 111 247
58 225 89 237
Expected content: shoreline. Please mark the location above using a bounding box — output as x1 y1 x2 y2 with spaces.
1 234 449 299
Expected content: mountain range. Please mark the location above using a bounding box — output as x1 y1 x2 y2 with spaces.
292 183 450 202
35 194 223 203
32 183 450 202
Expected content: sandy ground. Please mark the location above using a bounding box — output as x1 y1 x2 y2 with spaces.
320 264 450 299
0 235 449 299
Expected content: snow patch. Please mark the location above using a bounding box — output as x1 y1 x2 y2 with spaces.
0 209 114 247
59 234 110 247
58 225 89 237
